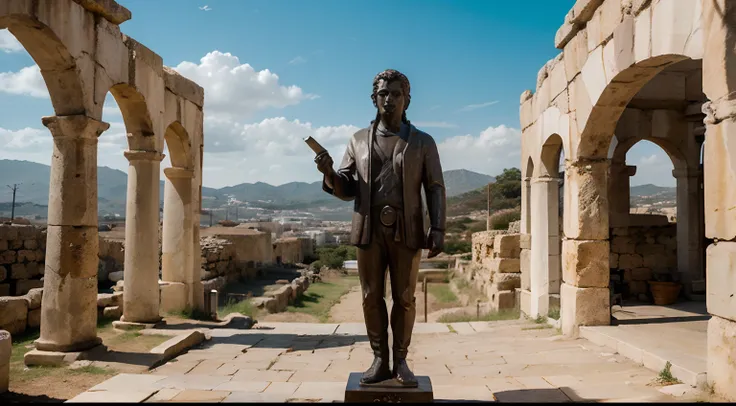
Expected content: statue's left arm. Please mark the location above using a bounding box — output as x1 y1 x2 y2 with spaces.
421 135 446 237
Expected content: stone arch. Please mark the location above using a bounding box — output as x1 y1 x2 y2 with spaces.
612 137 687 171
540 133 565 177
163 121 193 170
107 84 157 150
0 17 85 116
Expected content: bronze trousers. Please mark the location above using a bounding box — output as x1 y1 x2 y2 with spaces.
357 215 421 360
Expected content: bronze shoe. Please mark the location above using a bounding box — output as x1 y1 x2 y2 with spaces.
392 358 418 387
360 356 392 385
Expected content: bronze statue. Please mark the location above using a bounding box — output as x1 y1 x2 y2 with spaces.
313 69 446 387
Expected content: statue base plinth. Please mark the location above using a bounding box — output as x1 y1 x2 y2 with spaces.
344 372 433 403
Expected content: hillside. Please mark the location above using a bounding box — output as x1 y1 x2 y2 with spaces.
0 160 496 218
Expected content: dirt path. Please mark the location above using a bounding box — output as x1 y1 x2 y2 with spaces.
328 284 446 323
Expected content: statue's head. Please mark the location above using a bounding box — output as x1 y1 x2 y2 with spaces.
371 69 411 123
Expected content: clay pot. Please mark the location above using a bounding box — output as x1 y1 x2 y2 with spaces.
648 281 682 305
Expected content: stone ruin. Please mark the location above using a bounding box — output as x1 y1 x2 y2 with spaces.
518 0 736 400
0 0 205 378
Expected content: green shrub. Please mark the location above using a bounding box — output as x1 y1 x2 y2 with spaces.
489 207 521 230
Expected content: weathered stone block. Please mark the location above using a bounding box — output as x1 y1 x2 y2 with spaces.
618 254 643 269
519 234 532 250
0 330 9 393
24 288 43 310
494 234 521 258
0 285 8 297
23 239 38 250
9 240 22 250
490 289 516 311
0 251 15 265
103 306 123 319
631 268 652 281
10 263 27 279
562 240 609 288
0 240 6 251
17 250 34 262
563 160 609 240
561 283 610 336
0 227 18 241
643 254 671 270
493 273 521 291
484 258 521 274
96 293 115 308
636 244 665 256
707 315 736 401
520 249 531 291
610 253 619 269
16 279 43 296
27 308 41 329
0 297 28 335
707 242 736 322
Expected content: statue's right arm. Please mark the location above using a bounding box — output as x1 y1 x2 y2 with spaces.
322 137 357 201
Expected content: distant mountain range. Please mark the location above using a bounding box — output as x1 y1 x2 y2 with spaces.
630 184 676 197
0 160 495 218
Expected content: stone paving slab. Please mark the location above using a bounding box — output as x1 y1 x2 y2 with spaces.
333 322 367 335
67 390 158 403
70 320 709 403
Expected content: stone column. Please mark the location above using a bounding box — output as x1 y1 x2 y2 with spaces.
561 158 611 336
529 176 560 318
161 167 195 312
703 1 736 399
672 167 704 298
119 149 164 325
608 163 636 227
35 115 109 353
520 177 532 234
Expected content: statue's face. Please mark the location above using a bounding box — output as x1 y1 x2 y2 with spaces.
375 79 407 122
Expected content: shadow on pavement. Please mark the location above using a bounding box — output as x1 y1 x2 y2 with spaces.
0 392 65 403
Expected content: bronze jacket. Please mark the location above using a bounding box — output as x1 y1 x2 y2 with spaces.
322 122 446 250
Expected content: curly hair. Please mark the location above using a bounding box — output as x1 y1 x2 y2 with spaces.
371 69 411 123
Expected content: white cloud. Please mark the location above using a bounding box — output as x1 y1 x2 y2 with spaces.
201 117 360 187
0 127 50 151
457 100 499 112
639 154 659 165
413 121 458 129
289 56 307 65
199 5 212 11
437 125 521 176
0 65 47 98
0 30 23 53
173 51 317 120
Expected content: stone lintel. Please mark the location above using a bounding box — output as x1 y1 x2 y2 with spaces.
531 176 561 184
672 168 702 179
124 150 165 162
71 0 132 25
163 66 205 108
163 167 195 179
41 115 110 140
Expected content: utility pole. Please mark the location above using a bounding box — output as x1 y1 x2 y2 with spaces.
235 205 239 221
225 206 229 221
6 183 19 221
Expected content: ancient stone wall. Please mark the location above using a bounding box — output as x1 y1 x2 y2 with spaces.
459 228 521 311
200 237 237 288
251 276 311 314
205 228 273 267
0 225 46 297
273 237 311 264
0 287 123 336
98 237 125 284
610 223 678 301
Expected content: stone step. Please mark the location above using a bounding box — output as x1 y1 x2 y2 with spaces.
580 325 707 387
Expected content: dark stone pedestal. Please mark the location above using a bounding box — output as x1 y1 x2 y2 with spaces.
344 372 433 403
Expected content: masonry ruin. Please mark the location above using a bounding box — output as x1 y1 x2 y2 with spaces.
519 0 736 400
0 0 205 372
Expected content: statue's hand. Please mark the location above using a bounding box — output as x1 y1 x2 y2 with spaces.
426 228 445 258
315 152 334 176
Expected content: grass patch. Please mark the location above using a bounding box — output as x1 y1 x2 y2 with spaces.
655 361 682 385
522 325 553 331
68 365 112 375
548 306 560 320
218 297 257 319
447 324 457 333
533 315 547 324
288 275 360 322
168 307 213 321
437 308 520 323
428 283 459 304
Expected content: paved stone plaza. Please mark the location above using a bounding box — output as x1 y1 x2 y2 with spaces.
66 319 712 403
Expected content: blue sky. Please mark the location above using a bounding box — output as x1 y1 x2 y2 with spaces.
0 0 676 188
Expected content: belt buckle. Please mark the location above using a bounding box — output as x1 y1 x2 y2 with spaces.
380 205 397 227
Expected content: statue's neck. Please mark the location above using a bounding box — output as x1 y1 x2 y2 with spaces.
378 117 403 133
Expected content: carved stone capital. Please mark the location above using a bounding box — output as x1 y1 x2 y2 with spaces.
41 115 109 141
164 167 194 179
124 150 165 162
